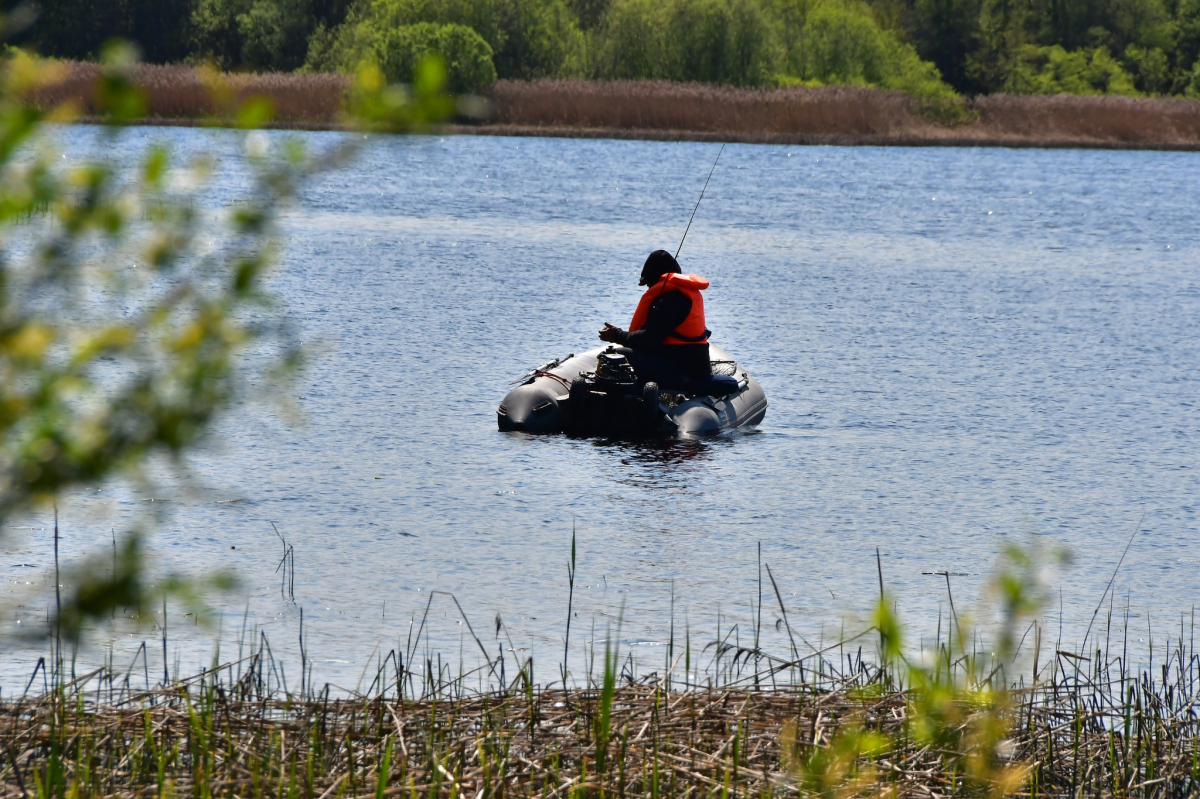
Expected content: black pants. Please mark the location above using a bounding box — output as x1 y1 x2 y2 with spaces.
616 345 710 391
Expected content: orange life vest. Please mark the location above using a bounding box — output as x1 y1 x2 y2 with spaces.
629 273 710 346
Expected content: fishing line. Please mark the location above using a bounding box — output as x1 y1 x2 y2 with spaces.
675 142 725 259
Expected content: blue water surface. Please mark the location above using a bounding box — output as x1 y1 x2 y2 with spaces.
2 128 1197 691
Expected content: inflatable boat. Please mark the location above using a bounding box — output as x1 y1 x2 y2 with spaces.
497 344 767 437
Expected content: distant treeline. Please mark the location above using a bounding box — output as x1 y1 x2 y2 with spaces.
7 0 1200 103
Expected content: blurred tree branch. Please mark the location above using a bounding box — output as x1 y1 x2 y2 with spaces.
0 37 448 642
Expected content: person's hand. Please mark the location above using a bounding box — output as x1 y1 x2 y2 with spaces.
598 323 623 343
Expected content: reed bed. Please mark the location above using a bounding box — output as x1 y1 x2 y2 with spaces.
26 62 351 125
489 79 1200 149
972 93 1200 145
22 63 1200 147
489 80 922 139
3 620 1199 798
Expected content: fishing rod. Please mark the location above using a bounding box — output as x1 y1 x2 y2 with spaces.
675 142 725 259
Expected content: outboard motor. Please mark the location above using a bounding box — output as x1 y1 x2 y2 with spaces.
595 349 639 386
565 348 664 436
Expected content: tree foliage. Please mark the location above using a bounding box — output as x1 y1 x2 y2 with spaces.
8 0 1200 110
907 0 1200 92
1005 43 1140 92
593 0 778 85
372 22 497 92
190 0 353 70
0 54 289 523
7 0 194 62
0 42 448 642
792 0 955 96
312 0 585 79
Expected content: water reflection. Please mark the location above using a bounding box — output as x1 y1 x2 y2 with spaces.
597 437 722 491
612 438 715 465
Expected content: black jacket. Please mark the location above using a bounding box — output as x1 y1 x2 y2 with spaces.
614 291 711 379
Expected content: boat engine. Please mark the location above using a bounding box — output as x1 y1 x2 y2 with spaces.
565 348 665 436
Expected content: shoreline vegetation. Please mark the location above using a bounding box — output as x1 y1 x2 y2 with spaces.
3 611 1200 797
1 538 1196 798
28 63 1200 149
19 0 1200 152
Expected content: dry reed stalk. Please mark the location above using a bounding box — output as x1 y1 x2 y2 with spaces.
490 79 922 138
488 79 1200 149
0 682 884 799
26 62 351 124
972 93 1200 144
3 638 1198 799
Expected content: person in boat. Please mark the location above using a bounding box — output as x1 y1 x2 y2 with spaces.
598 250 712 391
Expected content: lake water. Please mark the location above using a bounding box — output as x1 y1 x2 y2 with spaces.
2 127 1198 694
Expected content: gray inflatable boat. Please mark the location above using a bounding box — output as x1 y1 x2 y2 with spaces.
497 343 767 437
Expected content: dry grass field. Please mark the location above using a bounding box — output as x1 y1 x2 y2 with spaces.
24 62 1200 148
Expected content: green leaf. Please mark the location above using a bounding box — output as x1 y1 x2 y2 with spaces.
237 96 277 130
